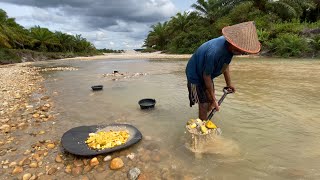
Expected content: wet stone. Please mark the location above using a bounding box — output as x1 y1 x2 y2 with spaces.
74 159 84 167
55 155 63 163
12 166 23 174
128 167 141 180
83 165 92 173
22 173 32 180
29 161 38 168
103 155 112 162
90 157 99 167
72 166 83 176
0 150 6 156
110 158 124 170
47 167 57 175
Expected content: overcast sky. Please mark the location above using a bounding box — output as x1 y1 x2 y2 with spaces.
0 0 195 50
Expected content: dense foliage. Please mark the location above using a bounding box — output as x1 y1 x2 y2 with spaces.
144 0 320 57
0 9 102 64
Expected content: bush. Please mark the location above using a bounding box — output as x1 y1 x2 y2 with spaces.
0 48 21 64
266 33 310 57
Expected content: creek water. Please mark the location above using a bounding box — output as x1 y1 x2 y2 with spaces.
34 58 320 179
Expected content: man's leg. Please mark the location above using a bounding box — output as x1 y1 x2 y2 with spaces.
199 103 208 120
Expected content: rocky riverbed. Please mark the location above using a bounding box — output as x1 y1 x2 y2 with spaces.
0 63 195 180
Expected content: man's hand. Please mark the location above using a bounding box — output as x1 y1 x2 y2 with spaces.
226 85 236 93
209 99 220 112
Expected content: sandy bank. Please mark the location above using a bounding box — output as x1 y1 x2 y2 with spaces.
60 50 192 61
59 50 261 61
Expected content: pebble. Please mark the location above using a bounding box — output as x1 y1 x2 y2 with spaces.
22 173 32 180
65 165 72 174
126 153 135 160
29 161 38 168
12 166 23 174
72 166 83 176
47 143 55 149
128 167 141 180
83 165 92 173
0 150 6 156
47 167 57 175
55 155 63 163
90 157 99 167
74 159 83 167
110 158 124 170
9 162 17 168
103 155 112 162
29 175 37 180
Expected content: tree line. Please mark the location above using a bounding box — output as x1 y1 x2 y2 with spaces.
0 9 105 64
144 0 320 57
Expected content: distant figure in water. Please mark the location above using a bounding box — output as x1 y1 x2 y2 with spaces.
186 21 261 120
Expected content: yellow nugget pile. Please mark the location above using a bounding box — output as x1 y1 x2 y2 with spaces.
85 130 130 150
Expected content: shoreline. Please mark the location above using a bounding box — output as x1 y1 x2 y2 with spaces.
59 50 262 61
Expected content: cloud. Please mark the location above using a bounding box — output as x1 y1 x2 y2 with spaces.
0 0 178 49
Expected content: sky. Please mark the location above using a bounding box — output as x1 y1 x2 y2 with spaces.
0 0 195 50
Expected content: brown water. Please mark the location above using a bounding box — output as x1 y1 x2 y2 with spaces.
34 58 320 179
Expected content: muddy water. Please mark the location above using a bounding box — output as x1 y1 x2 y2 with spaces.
34 58 320 179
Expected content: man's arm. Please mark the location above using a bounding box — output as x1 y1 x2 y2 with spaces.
223 65 236 92
203 73 219 111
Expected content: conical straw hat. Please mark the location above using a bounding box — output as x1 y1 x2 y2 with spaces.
222 21 261 54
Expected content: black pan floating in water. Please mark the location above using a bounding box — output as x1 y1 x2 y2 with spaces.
91 85 103 91
61 124 142 156
138 98 156 109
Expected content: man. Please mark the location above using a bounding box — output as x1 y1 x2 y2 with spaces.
186 21 261 120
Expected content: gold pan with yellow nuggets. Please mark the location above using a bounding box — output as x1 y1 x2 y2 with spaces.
186 118 217 135
85 130 130 150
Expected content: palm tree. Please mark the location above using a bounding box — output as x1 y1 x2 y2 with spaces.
29 26 58 51
55 31 75 52
144 22 169 50
0 9 28 48
191 0 238 24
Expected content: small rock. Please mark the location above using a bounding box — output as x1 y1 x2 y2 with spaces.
90 157 99 167
38 130 45 135
126 153 135 160
32 113 40 118
83 165 92 173
80 175 89 180
29 175 37 180
0 150 7 156
47 167 57 175
128 167 141 180
22 158 31 166
12 166 23 174
65 165 72 174
74 159 83 167
29 161 38 168
109 158 124 170
138 173 148 180
140 154 151 162
47 143 55 149
55 155 63 163
23 150 31 155
9 162 17 168
103 155 112 162
22 173 32 180
72 166 83 176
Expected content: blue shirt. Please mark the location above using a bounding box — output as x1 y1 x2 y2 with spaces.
186 36 233 85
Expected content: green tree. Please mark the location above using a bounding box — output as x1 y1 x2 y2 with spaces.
29 26 58 51
191 0 236 24
144 22 169 50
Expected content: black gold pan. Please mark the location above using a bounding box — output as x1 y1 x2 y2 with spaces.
61 124 142 156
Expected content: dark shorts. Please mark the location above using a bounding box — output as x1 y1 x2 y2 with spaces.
187 82 210 107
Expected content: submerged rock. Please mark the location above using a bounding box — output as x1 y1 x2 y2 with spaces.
110 158 124 170
128 167 141 180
